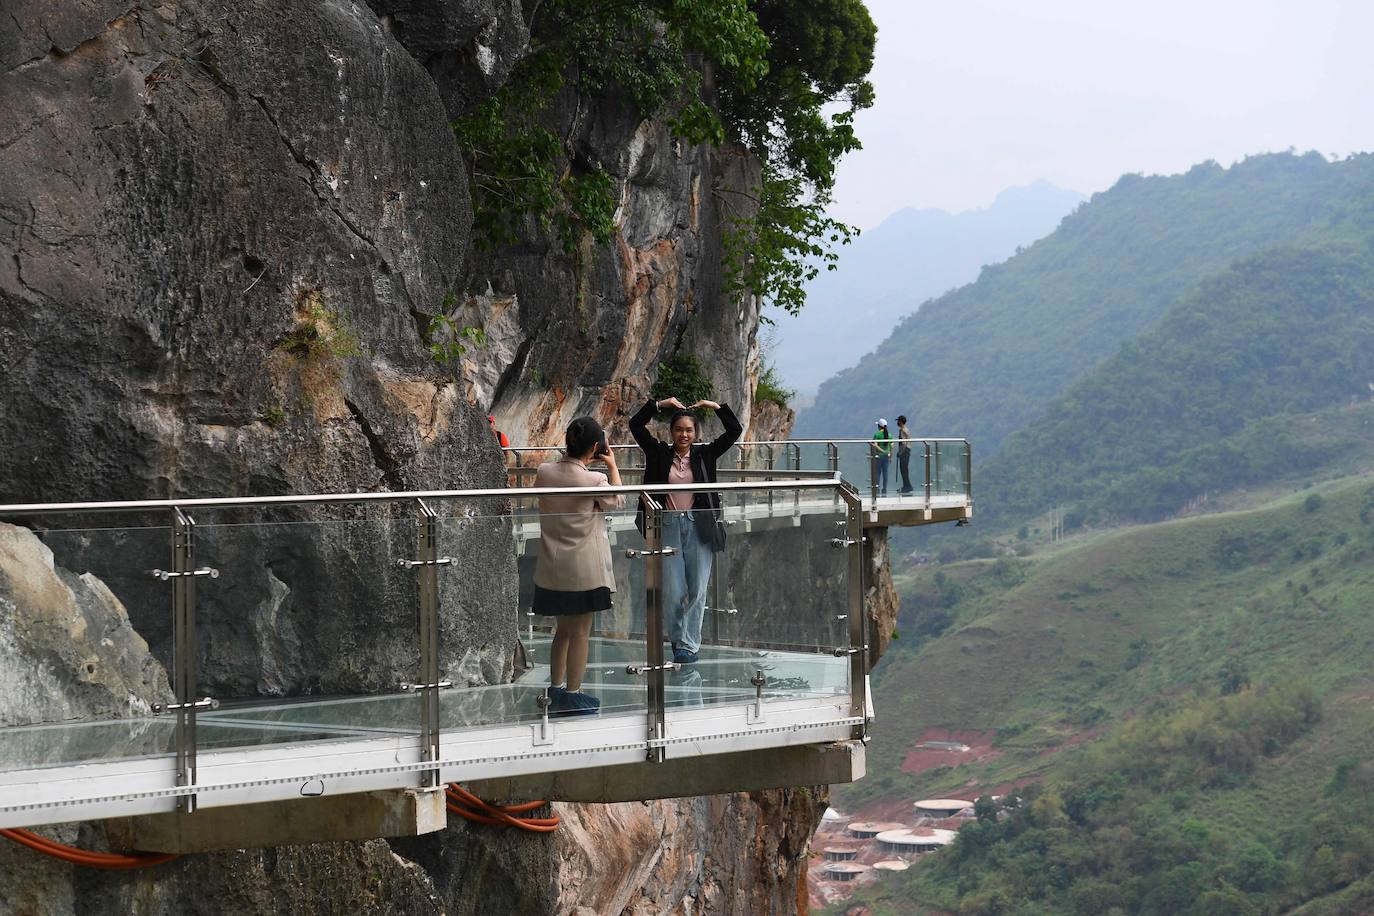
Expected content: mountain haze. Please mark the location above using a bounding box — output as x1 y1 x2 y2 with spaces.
773 181 1084 395
796 153 1369 452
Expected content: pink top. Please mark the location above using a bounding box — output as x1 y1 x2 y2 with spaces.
667 451 695 511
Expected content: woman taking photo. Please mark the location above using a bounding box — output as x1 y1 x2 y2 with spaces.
630 395 743 665
533 416 623 715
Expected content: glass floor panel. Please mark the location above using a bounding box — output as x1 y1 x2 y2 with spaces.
0 639 846 773
520 636 848 707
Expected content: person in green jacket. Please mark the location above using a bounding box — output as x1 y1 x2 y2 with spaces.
872 418 893 496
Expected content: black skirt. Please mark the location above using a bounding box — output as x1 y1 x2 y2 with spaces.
532 585 613 617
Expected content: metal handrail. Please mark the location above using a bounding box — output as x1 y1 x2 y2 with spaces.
503 438 966 451
729 437 967 445
506 467 838 480
0 478 842 518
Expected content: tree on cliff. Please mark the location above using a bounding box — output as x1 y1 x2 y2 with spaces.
454 0 875 313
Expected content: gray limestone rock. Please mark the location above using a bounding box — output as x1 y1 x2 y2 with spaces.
0 0 518 696
367 0 530 117
464 90 767 450
0 522 171 727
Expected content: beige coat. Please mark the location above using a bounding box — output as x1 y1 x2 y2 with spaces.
533 459 625 592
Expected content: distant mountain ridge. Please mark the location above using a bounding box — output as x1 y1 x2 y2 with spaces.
772 181 1084 395
977 234 1374 527
796 152 1373 454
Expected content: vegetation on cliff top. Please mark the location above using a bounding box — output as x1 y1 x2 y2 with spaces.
453 0 875 313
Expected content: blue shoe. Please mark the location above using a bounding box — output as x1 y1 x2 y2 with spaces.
566 691 601 715
673 648 699 665
552 690 600 716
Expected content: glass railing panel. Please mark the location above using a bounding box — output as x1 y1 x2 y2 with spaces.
493 492 650 724
610 444 642 471
189 510 423 754
663 495 850 710
833 441 877 497
792 441 835 476
505 448 559 491
426 503 531 731
932 441 969 500
1 519 177 772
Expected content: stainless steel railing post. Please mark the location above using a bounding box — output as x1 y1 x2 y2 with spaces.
790 443 802 515
764 445 776 515
415 499 442 788
924 441 932 510
964 439 973 506
171 508 198 813
934 441 943 499
828 442 840 506
868 443 878 508
837 486 868 740
643 496 668 763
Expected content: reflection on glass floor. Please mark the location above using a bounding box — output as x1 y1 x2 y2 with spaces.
0 638 846 775
520 636 846 708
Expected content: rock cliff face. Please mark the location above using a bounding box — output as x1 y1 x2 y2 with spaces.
459 106 765 447
0 1 828 912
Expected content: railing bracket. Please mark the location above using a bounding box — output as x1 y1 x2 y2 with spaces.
394 556 455 568
624 547 676 558
531 689 555 746
625 662 682 675
748 670 767 724
148 567 219 580
397 680 453 693
152 697 219 715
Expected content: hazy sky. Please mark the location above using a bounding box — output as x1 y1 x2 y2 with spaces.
831 0 1374 229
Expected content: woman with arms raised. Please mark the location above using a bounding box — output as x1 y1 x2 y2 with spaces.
630 395 743 665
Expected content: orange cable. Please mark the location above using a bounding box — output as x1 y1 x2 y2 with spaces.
445 784 559 832
2 786 559 864
1 828 179 870
446 785 558 830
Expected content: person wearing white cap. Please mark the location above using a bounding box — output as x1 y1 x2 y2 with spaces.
872 419 893 496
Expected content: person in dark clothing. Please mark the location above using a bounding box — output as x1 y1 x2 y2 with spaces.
896 415 914 495
629 395 744 664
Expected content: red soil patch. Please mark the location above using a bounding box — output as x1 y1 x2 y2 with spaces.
900 727 1001 776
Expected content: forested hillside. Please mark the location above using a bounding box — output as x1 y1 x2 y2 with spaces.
797 152 1374 454
834 477 1374 915
976 244 1374 528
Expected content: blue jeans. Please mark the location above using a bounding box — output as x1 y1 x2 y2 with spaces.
874 455 890 494
661 512 714 654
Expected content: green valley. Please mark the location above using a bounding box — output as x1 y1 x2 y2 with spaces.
831 474 1374 914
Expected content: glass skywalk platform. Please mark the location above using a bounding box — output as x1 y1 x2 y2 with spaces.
0 476 905 833
506 436 973 527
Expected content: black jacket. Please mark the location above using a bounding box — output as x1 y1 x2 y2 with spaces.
629 398 743 521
